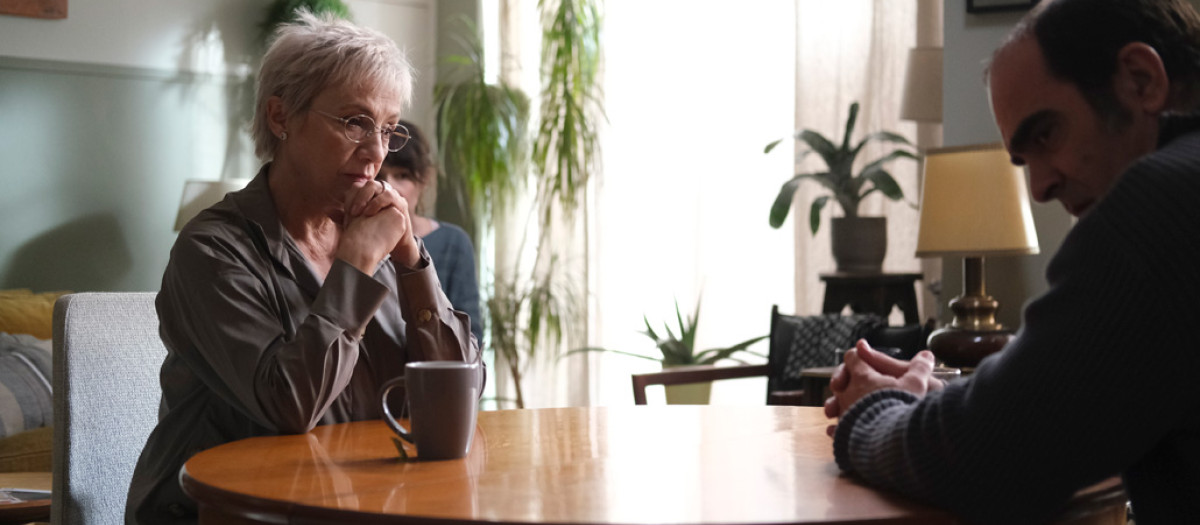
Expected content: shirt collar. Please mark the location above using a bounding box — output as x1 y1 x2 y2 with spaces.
226 163 302 281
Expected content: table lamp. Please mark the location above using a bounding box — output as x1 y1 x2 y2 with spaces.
916 144 1039 368
174 179 250 231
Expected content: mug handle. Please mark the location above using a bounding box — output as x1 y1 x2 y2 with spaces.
380 376 414 444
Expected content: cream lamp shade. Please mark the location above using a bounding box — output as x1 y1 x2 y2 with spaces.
915 144 1039 257
174 179 251 231
900 46 943 123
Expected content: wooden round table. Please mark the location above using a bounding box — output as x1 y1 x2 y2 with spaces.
181 406 1124 525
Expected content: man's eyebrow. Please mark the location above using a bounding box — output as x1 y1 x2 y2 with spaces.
1008 109 1055 157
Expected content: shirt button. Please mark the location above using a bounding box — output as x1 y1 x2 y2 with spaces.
418 309 432 322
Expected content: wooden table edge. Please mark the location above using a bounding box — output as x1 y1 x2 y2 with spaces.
0 471 51 524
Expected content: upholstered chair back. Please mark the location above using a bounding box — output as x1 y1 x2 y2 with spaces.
52 293 164 525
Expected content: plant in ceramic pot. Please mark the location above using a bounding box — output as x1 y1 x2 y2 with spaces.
570 299 766 405
765 101 918 273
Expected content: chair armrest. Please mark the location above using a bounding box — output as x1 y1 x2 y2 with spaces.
632 364 768 405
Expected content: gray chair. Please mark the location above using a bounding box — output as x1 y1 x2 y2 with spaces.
51 293 165 525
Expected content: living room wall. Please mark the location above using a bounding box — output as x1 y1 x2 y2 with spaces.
940 2 1073 330
0 0 270 293
0 0 440 293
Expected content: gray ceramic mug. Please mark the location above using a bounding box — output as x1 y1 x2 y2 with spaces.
380 361 480 460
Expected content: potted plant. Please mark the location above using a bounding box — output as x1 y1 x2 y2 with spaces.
570 299 767 405
260 0 351 47
434 0 602 409
765 101 918 273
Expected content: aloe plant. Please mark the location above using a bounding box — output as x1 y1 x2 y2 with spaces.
569 299 766 367
764 101 918 235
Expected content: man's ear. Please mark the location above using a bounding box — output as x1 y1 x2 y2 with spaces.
1114 42 1169 114
265 96 289 137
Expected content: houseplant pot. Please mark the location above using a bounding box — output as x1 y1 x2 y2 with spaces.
663 374 713 405
831 217 886 273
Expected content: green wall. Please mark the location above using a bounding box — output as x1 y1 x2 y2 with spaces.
0 57 256 292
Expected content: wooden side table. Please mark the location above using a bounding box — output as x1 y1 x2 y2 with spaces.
820 272 922 325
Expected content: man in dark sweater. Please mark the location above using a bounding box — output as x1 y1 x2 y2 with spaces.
826 0 1200 523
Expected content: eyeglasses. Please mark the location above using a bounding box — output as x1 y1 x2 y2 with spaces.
312 110 411 152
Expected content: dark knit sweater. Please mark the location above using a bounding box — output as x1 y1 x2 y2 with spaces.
834 116 1200 525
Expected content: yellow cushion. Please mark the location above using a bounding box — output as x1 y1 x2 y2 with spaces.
0 426 52 472
0 290 68 340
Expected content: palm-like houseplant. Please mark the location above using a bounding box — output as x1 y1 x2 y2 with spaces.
434 18 531 244
765 101 918 273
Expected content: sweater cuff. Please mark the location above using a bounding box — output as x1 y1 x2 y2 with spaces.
313 258 389 337
833 389 920 474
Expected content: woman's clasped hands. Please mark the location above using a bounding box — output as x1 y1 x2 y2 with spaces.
824 340 944 437
337 179 421 273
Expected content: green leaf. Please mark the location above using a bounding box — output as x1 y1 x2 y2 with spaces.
841 101 860 150
860 169 904 201
769 179 799 229
693 335 768 365
852 131 914 158
858 149 919 178
680 299 700 352
809 195 830 235
769 173 832 229
642 315 660 341
763 138 784 154
796 130 840 170
560 346 662 362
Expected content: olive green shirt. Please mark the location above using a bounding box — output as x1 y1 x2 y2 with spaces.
126 165 481 524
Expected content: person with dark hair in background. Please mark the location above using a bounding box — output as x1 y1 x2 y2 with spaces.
826 0 1200 523
126 12 481 524
376 120 483 345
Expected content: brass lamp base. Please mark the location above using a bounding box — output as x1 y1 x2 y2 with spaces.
927 327 1013 369
928 256 1014 368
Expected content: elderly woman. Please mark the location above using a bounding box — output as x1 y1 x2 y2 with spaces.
125 12 481 524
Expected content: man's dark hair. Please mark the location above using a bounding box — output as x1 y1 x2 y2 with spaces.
1010 0 1200 123
381 119 433 185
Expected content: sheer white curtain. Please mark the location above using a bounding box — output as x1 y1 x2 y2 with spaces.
587 2 797 405
792 1 922 319
495 1 927 407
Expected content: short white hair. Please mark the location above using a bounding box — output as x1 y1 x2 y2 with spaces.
251 10 413 160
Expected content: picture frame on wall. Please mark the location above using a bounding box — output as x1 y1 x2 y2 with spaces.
0 0 67 19
967 0 1038 13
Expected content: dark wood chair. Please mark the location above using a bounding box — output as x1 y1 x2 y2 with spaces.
631 306 932 406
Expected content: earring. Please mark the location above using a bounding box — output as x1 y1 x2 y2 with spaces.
280 131 288 140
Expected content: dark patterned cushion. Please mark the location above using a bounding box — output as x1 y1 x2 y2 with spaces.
0 333 53 439
772 314 883 388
